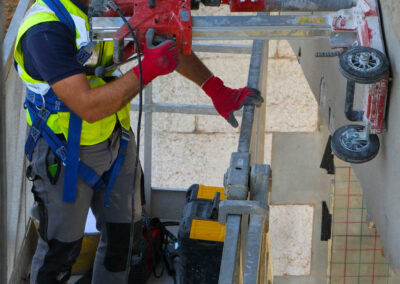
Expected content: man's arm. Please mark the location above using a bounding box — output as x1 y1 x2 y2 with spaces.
176 52 212 86
52 29 178 123
176 51 263 127
52 72 139 123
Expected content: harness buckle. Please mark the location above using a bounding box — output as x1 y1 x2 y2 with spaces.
30 126 41 142
121 129 131 141
38 108 51 121
35 94 46 111
56 146 67 163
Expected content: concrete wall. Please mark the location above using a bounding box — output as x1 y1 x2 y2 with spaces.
288 0 400 272
352 0 400 271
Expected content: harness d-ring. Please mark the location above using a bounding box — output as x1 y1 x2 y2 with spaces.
35 94 46 111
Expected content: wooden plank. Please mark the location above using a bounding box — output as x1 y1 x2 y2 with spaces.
9 220 38 284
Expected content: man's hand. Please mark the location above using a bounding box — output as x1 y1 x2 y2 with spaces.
133 29 179 85
202 76 264 127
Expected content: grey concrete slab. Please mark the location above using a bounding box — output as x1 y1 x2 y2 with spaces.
270 127 332 284
270 128 332 204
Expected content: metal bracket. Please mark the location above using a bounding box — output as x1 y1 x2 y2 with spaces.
224 152 250 200
250 164 271 203
218 200 269 225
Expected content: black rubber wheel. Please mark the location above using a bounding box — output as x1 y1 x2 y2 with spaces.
331 124 380 164
339 46 389 84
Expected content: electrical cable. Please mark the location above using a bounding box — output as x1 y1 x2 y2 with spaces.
106 1 143 283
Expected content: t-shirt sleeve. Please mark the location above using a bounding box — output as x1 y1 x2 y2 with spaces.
22 21 85 85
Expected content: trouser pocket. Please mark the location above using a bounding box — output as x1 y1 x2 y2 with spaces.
45 147 62 185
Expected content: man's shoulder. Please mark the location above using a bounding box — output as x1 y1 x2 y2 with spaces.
21 21 83 84
24 21 74 41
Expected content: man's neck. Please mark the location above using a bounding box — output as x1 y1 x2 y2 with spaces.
70 0 89 15
79 0 90 8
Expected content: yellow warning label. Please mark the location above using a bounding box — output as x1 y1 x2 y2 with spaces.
298 16 324 24
197 184 227 200
190 219 226 242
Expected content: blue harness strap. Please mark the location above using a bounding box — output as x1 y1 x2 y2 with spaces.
102 129 130 207
42 0 76 36
25 95 128 206
76 42 97 65
42 0 96 65
62 112 82 202
26 89 69 112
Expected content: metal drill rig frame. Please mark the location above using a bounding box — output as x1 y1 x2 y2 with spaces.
89 0 390 282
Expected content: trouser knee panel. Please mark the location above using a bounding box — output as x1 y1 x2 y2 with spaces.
37 238 83 284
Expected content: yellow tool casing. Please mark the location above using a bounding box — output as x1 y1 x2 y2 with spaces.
186 184 227 242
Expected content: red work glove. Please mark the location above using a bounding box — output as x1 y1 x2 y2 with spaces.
202 76 264 127
133 29 179 85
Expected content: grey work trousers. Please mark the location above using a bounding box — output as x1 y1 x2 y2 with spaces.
29 127 143 284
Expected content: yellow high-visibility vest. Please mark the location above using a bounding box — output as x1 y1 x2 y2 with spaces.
14 0 131 145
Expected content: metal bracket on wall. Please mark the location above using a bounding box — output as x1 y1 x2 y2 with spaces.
219 162 271 284
219 200 268 225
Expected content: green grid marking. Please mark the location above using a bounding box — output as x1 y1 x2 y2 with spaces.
335 208 366 210
330 166 392 283
357 199 364 284
331 262 388 265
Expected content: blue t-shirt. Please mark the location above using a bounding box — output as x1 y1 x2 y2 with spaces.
21 0 89 84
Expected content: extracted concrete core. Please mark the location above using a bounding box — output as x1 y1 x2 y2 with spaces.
270 205 314 276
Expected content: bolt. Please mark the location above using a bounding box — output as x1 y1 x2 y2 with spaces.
359 52 370 64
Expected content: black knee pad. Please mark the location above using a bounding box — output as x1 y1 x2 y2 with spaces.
37 238 83 284
104 221 144 272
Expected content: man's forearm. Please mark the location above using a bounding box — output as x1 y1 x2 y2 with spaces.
176 51 212 86
86 72 140 122
52 71 140 123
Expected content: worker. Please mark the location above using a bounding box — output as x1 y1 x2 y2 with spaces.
14 0 263 282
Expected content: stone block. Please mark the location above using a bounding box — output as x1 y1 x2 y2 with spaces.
196 114 240 133
152 113 196 133
150 132 272 188
270 205 314 276
266 58 318 132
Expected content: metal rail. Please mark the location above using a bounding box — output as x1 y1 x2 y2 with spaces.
192 15 331 41
218 40 271 284
91 14 347 42
2 0 31 69
266 0 356 12
218 215 242 284
239 40 265 154
130 102 245 116
1 5 8 284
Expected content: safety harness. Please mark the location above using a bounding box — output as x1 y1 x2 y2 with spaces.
24 0 129 207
